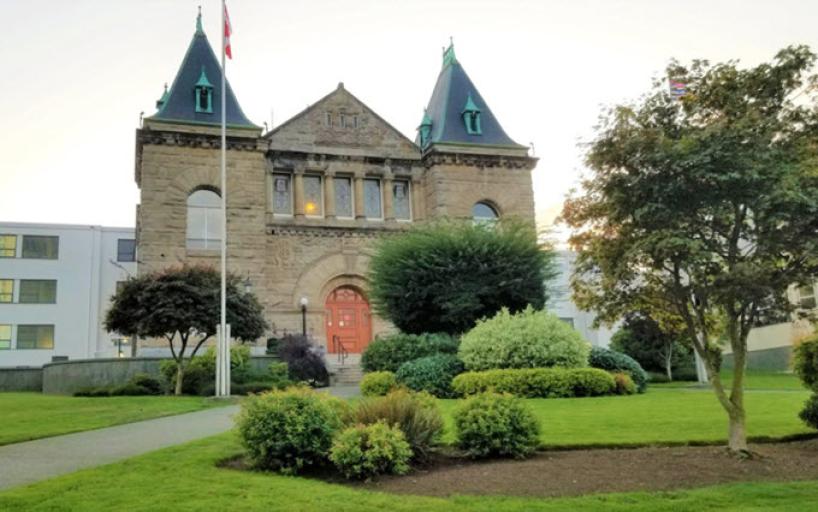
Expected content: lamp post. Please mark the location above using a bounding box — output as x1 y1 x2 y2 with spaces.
299 296 308 338
243 276 252 294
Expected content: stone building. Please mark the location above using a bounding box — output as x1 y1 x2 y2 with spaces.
134 14 536 359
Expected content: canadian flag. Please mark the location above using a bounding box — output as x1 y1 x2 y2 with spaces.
224 2 232 59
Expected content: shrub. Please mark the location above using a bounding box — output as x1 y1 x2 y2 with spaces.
329 421 412 480
800 393 818 429
395 354 464 398
609 313 694 378
110 383 153 396
453 392 540 458
612 372 636 395
361 332 459 373
451 367 616 398
277 334 329 387
588 346 648 393
794 335 818 391
236 386 346 473
353 388 444 460
129 373 164 395
458 307 590 371
73 387 112 397
159 357 211 395
360 371 398 397
268 362 290 386
231 382 279 395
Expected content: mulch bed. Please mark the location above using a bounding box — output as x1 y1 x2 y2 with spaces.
221 438 818 498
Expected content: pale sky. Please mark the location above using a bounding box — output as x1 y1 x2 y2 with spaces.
1 0 816 233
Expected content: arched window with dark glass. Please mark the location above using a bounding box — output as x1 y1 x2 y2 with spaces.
472 201 499 223
187 189 222 250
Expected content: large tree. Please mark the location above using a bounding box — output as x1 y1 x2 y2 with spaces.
563 46 818 454
105 265 268 395
369 219 557 335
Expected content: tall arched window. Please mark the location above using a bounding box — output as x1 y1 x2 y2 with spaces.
187 189 222 250
472 201 499 223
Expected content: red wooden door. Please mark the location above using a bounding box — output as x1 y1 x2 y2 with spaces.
325 286 371 354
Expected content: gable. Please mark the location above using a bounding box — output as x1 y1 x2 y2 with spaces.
266 84 420 160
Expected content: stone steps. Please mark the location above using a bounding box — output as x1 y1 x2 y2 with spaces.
328 358 364 385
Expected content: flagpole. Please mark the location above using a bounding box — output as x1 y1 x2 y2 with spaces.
219 0 228 397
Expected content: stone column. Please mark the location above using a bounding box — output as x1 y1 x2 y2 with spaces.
383 177 395 222
411 177 424 221
354 172 365 220
293 168 305 219
324 169 336 220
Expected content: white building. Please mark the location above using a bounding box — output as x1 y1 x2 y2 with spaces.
547 251 616 347
0 223 136 367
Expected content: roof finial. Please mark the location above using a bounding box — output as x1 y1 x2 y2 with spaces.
196 6 203 35
442 38 457 68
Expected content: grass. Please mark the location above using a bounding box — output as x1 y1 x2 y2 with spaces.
1 432 817 511
0 392 227 446
654 371 805 391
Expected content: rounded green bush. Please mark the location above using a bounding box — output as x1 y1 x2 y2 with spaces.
454 392 540 458
329 421 412 480
588 346 648 393
451 367 616 398
799 393 818 429
354 388 444 460
458 306 590 371
794 335 818 391
611 372 637 395
236 386 346 473
361 332 459 373
395 354 464 398
359 371 398 397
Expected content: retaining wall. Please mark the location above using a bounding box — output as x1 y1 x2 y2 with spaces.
0 367 44 392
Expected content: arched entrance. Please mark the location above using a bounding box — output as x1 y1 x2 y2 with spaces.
325 286 372 354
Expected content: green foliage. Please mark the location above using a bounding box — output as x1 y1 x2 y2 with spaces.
267 362 290 387
453 392 540 458
73 374 164 397
612 372 637 395
794 334 818 391
236 386 346 474
589 346 648 393
458 307 590 371
129 374 164 394
359 371 398 397
353 388 444 460
368 219 557 335
73 387 112 397
610 313 694 379
799 394 818 429
277 334 329 387
395 354 464 398
329 421 412 480
451 367 616 398
361 332 459 373
110 383 154 396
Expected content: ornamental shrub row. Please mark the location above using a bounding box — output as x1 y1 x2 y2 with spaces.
361 332 459 373
452 367 616 398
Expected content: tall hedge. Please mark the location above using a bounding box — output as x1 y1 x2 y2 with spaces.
368 219 557 335
361 332 458 373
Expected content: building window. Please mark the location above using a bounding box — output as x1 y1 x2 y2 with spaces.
117 239 136 262
798 284 817 310
340 114 346 128
17 324 54 350
472 202 499 223
353 115 358 128
334 177 354 219
186 189 222 250
0 235 16 258
393 180 411 221
0 324 10 350
325 112 332 127
19 280 57 304
0 280 12 303
462 93 482 135
559 317 575 328
272 173 293 215
194 67 213 114
303 175 324 217
363 179 383 219
21 235 59 259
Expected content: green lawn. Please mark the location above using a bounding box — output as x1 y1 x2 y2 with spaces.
0 393 226 446
654 371 805 391
1 432 817 511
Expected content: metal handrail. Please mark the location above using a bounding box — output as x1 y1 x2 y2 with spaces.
332 335 349 366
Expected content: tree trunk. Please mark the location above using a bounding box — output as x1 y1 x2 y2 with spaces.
130 334 138 358
728 402 749 454
174 362 185 396
665 346 673 381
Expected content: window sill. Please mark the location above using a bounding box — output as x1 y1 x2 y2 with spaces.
186 249 221 258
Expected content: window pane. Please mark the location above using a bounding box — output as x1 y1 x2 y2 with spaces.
19 280 57 304
334 177 353 218
188 189 221 207
393 180 411 220
303 175 323 216
273 174 293 215
21 236 58 259
186 190 222 250
206 209 222 249
0 235 16 258
17 325 54 350
472 202 498 221
0 280 12 303
0 324 9 350
117 239 136 262
364 179 382 219
800 284 817 309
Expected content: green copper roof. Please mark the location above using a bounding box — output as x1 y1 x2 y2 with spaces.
442 41 457 68
418 110 432 127
146 11 258 129
462 93 480 113
155 83 170 109
196 7 204 35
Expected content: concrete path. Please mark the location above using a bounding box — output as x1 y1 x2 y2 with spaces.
0 405 240 491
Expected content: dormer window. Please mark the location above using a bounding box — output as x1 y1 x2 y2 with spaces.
418 110 433 148
462 93 481 135
195 67 213 114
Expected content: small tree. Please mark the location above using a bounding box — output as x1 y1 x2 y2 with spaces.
563 46 818 454
610 313 692 381
368 219 557 335
105 265 268 395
